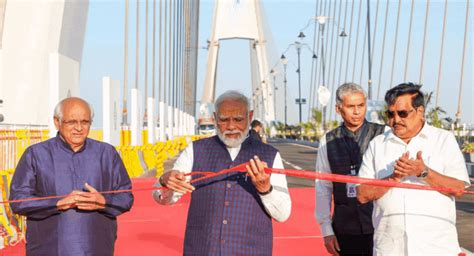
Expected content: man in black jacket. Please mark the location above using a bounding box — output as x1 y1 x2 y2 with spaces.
315 83 385 255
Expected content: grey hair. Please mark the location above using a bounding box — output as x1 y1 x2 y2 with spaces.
335 83 367 106
54 97 95 120
214 90 250 115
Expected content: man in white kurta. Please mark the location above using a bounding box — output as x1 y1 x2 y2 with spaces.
357 83 470 255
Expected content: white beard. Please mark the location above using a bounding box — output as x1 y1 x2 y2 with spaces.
217 128 249 148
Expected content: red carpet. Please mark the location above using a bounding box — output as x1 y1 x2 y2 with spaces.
2 179 328 256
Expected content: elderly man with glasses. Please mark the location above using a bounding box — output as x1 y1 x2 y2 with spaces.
153 90 291 255
357 83 470 255
9 97 134 256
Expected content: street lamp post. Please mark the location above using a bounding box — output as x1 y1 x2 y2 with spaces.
317 16 328 133
280 54 289 127
295 32 305 124
295 43 302 124
270 69 278 121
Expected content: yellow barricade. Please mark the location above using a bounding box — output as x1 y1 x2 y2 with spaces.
0 128 47 249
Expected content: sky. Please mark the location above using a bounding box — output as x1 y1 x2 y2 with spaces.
80 0 473 128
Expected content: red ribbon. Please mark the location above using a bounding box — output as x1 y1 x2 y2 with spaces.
2 162 472 204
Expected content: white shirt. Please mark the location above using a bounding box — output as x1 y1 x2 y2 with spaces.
314 133 336 237
152 142 292 222
358 123 471 255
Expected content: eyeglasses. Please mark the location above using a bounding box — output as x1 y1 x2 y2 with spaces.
385 109 415 119
61 119 92 127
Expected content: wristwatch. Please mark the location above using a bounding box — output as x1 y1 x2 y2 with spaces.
418 166 430 179
159 175 166 187
258 185 273 196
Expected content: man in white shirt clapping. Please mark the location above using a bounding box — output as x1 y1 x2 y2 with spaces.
357 83 470 255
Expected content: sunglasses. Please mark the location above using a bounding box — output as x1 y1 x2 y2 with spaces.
386 109 415 119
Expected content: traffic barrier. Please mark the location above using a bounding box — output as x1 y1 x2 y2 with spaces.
116 135 205 178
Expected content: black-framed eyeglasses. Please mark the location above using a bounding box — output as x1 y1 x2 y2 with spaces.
61 119 92 127
385 109 415 119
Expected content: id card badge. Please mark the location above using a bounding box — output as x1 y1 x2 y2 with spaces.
346 183 357 198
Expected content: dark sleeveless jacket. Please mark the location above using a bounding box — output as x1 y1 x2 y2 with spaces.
184 135 277 256
326 120 385 235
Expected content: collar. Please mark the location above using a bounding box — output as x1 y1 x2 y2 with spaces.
342 119 368 136
55 132 87 153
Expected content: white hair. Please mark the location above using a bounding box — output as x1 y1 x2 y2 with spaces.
54 97 95 120
335 83 367 106
214 90 250 115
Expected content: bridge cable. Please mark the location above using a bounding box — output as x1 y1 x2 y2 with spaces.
334 0 350 121
167 0 173 138
329 1 347 120
123 0 129 125
158 0 165 140
358 6 368 92
456 0 470 123
418 0 431 85
435 0 448 108
312 0 326 118
376 0 390 100
152 0 156 101
343 0 356 83
144 0 149 127
368 0 380 100
135 0 140 91
307 0 322 121
320 0 332 126
365 0 376 100
403 0 415 82
388 0 402 89
313 0 327 115
163 0 168 129
350 1 363 83
324 0 339 122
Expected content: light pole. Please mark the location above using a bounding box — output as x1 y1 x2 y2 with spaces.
295 32 305 124
280 54 288 127
317 16 328 133
270 69 278 122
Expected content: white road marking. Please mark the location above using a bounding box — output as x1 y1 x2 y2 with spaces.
288 143 318 150
282 159 302 170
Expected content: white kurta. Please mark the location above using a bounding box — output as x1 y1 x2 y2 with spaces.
358 123 471 255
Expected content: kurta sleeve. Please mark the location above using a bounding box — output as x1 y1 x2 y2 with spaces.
152 143 193 205
260 152 292 222
9 148 61 219
100 150 134 217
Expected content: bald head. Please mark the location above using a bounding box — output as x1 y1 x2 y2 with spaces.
54 97 94 121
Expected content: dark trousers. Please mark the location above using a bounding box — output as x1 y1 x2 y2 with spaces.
335 233 373 256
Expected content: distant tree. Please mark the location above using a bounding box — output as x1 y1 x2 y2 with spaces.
423 91 451 129
311 108 322 124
